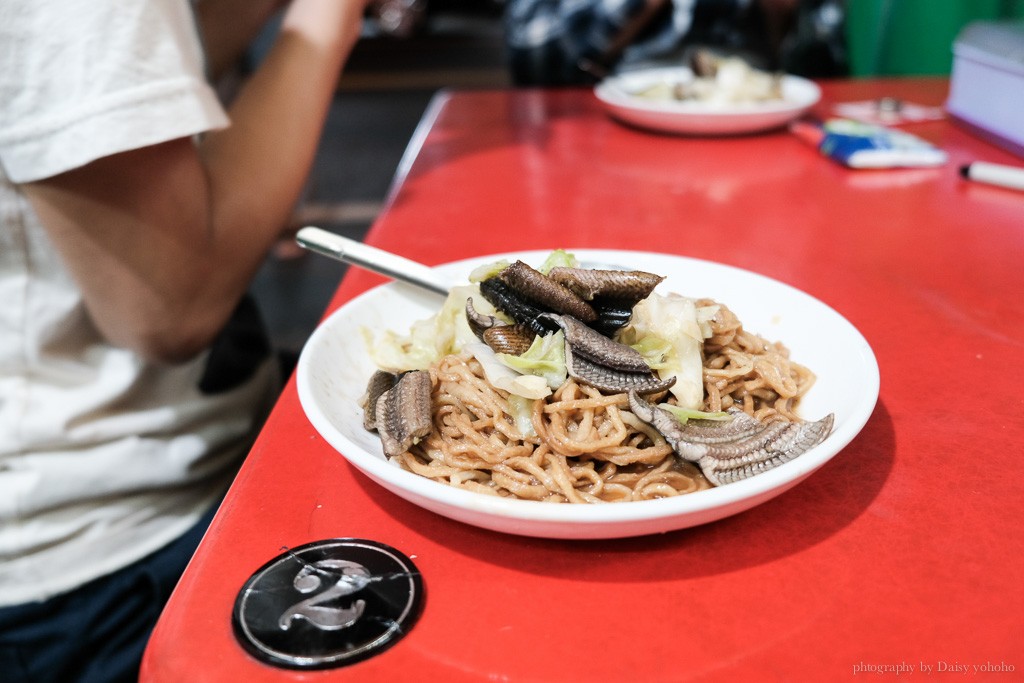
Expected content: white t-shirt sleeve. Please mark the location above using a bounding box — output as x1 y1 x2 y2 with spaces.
0 0 229 183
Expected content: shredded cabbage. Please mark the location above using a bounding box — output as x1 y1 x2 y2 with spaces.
659 405 731 424
506 394 537 437
465 342 552 399
363 284 503 372
496 331 567 390
537 249 578 274
468 259 509 282
618 292 706 410
696 303 720 339
629 335 674 371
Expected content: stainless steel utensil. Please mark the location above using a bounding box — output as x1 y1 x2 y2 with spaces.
295 226 451 296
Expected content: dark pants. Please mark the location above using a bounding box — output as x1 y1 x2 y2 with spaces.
0 504 217 683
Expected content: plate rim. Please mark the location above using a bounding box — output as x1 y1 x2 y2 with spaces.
593 66 822 116
296 248 879 534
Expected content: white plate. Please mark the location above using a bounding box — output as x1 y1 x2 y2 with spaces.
594 66 821 135
296 250 878 540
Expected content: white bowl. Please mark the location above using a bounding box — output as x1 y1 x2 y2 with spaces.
594 66 821 135
296 250 878 540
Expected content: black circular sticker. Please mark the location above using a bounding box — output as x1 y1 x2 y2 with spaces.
232 538 424 669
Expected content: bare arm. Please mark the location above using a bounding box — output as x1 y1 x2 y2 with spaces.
23 0 370 363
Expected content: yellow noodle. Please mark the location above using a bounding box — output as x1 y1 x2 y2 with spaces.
388 300 814 503
699 299 816 421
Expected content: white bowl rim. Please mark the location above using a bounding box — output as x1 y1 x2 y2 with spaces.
296 249 879 533
593 66 822 117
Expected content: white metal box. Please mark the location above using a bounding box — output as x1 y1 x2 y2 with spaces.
946 20 1024 158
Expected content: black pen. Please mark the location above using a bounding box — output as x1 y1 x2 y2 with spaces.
959 161 1024 192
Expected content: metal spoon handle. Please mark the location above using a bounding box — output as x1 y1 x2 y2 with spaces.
295 226 450 296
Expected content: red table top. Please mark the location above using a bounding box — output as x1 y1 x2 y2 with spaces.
142 79 1024 682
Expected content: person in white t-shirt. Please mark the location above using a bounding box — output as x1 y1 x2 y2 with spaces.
0 1 374 681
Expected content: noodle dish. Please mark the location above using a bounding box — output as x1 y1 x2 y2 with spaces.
296 249 878 538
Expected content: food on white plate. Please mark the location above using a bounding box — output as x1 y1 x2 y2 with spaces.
631 49 784 105
359 250 832 503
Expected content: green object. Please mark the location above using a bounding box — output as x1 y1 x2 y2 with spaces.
846 0 1024 76
657 405 732 424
